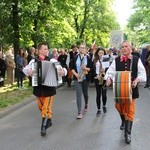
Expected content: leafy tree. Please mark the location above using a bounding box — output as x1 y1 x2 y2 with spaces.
52 0 119 47
0 0 13 49
0 0 119 54
127 0 150 46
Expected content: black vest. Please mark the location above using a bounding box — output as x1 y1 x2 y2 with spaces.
33 56 56 97
70 54 92 81
115 56 139 99
69 51 78 60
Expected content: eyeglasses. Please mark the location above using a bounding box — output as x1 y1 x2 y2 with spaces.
79 47 86 49
122 45 128 48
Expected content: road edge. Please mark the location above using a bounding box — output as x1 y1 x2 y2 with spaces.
0 95 35 119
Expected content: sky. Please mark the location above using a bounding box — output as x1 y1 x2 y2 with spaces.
113 0 134 28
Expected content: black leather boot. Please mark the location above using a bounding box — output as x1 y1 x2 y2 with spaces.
46 118 52 129
124 120 133 144
41 118 48 136
120 115 125 130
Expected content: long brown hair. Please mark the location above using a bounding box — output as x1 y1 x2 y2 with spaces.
93 47 106 65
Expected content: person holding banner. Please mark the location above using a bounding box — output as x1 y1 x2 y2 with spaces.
105 41 146 144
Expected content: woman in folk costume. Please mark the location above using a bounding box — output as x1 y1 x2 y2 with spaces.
105 41 146 144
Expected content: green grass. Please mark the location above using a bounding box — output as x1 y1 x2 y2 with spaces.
0 80 33 111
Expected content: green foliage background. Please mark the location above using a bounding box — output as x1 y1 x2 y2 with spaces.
0 0 149 54
127 0 150 47
0 0 119 54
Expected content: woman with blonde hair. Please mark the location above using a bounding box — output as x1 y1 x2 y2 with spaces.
70 43 92 119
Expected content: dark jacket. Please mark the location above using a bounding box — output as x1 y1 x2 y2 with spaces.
145 50 150 66
70 54 92 81
0 58 6 77
58 54 67 68
27 54 35 64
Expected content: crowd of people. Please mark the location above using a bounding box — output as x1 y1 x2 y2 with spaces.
0 41 149 144
0 43 149 89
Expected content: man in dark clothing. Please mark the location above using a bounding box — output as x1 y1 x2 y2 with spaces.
131 47 140 58
66 44 78 86
144 45 150 88
0 54 6 87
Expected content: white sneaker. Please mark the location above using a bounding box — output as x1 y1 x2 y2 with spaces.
76 112 83 119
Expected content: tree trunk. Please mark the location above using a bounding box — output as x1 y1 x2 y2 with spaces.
12 0 20 62
79 1 89 39
32 4 40 48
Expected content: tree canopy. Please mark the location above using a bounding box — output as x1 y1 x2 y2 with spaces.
0 0 120 56
127 0 150 46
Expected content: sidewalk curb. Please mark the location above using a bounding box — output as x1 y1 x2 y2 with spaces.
0 84 64 119
0 95 35 119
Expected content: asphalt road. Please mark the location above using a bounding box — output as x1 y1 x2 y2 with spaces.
0 83 150 150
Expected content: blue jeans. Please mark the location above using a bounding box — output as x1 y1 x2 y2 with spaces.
74 80 89 113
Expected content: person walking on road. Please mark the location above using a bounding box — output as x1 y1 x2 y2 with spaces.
66 45 78 87
93 47 107 117
70 43 92 119
105 41 146 144
23 42 67 136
